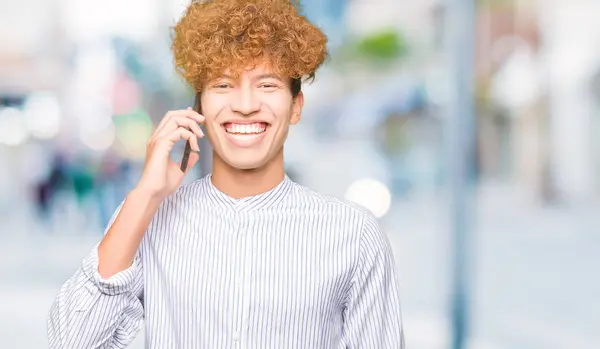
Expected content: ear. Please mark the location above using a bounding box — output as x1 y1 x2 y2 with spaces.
290 91 303 125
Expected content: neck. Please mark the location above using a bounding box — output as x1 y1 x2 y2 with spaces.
210 149 286 199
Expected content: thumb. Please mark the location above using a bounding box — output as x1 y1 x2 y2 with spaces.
184 152 200 174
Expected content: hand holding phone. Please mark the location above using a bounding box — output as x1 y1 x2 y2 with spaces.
135 103 204 201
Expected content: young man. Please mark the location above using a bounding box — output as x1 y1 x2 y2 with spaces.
47 0 405 348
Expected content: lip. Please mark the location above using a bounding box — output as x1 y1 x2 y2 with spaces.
220 119 270 126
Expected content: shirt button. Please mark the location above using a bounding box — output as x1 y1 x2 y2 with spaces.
233 332 240 341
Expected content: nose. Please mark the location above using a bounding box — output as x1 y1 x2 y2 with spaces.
230 88 261 115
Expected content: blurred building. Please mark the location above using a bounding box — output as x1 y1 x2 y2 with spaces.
429 0 600 205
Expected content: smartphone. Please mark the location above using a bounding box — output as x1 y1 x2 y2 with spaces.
180 93 201 172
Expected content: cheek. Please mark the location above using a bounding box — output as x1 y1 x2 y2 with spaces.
200 100 228 135
203 121 221 144
263 99 294 123
200 93 228 117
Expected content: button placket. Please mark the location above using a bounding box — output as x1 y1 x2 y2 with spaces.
233 211 247 345
232 211 241 232
236 211 255 345
240 212 254 331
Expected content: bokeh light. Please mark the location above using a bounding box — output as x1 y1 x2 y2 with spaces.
345 178 392 218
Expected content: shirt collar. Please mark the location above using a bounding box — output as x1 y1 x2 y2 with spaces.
201 173 294 211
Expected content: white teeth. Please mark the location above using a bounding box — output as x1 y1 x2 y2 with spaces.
225 123 266 134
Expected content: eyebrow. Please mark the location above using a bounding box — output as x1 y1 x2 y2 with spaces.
214 73 284 83
253 74 284 82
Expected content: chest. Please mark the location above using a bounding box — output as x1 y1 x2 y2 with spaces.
141 210 356 331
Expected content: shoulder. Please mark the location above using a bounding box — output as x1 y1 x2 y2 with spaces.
161 176 208 208
289 184 394 269
287 182 379 228
171 177 207 202
145 177 209 229
292 184 389 247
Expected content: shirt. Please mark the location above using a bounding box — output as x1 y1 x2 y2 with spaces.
47 174 405 348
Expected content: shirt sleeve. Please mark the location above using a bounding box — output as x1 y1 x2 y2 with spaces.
47 202 145 349
341 211 405 348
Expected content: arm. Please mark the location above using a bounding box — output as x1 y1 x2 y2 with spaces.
341 212 405 348
47 189 159 349
47 108 204 348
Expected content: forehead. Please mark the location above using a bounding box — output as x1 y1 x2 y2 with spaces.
218 60 285 80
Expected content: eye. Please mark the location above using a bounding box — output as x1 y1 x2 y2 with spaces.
214 83 231 89
259 83 279 90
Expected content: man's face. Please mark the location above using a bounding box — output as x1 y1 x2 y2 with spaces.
200 62 303 170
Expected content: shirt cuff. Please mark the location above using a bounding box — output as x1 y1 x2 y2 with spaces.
82 243 139 296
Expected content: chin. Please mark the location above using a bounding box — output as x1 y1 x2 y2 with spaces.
222 156 269 171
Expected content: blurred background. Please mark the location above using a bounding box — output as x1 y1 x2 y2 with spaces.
1 0 599 348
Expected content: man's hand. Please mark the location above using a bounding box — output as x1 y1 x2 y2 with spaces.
136 107 205 201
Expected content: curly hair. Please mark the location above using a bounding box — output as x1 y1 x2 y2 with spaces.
171 0 328 93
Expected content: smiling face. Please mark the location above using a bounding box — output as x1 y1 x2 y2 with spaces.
200 62 303 171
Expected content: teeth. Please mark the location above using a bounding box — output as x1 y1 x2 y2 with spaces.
225 123 266 134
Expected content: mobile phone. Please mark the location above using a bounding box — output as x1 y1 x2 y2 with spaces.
180 93 201 172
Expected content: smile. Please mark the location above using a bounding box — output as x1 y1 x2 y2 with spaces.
222 122 269 147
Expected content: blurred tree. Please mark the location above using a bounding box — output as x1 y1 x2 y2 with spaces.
355 29 407 61
330 28 409 73
477 0 515 8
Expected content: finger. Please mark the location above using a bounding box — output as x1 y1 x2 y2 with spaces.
170 116 204 138
153 113 185 137
154 109 205 136
166 128 200 152
156 116 204 140
168 109 205 124
152 127 198 153
155 110 176 132
187 119 205 139
155 113 204 137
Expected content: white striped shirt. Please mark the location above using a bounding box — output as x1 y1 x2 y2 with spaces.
47 174 404 348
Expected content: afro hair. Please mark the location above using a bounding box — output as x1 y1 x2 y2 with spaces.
171 0 328 92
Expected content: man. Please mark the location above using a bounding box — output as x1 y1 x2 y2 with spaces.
47 0 405 348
